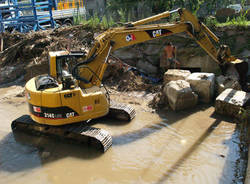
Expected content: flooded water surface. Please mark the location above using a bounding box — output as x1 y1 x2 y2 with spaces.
0 94 247 184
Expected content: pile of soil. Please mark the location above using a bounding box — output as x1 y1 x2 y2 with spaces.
0 25 94 83
104 62 161 93
0 25 161 94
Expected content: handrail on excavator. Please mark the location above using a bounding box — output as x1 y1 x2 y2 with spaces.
131 9 179 26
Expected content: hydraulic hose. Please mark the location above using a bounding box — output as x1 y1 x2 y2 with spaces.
72 50 97 84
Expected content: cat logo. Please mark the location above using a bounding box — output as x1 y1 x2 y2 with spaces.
66 112 75 118
145 29 172 38
152 29 162 38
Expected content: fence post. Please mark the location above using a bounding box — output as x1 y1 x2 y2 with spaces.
48 0 55 28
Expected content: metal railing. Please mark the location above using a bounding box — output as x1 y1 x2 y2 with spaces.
0 0 55 32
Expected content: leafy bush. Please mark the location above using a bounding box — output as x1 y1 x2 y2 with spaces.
219 10 250 26
205 16 219 27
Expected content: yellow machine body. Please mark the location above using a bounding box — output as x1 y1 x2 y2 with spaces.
25 51 109 125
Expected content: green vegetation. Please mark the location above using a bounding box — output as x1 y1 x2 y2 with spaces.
73 13 116 29
73 0 250 28
239 107 250 124
216 11 250 27
205 10 250 27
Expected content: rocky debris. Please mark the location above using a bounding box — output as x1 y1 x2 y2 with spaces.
164 80 198 111
41 151 51 159
215 88 250 118
186 72 215 103
163 69 191 85
0 65 25 84
216 75 241 97
0 25 94 84
148 91 168 108
0 85 25 102
116 71 160 92
103 62 161 93
16 88 25 97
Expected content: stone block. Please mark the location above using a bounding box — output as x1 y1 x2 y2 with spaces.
164 80 198 111
164 69 191 85
215 88 250 118
186 72 215 103
216 75 241 96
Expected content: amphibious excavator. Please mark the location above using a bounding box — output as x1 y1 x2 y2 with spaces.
11 8 248 152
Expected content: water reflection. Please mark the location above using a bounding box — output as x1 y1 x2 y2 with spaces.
0 103 248 184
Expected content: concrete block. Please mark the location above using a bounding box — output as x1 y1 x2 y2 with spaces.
164 80 198 111
215 88 250 118
216 75 241 97
164 69 191 85
186 72 215 103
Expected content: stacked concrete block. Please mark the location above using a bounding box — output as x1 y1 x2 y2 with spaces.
216 75 241 97
164 69 191 85
186 72 215 103
215 88 250 118
164 80 198 111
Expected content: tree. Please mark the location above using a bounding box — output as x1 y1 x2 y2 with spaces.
105 0 235 22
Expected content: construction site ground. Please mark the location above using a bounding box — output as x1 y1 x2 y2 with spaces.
0 79 248 184
0 26 249 184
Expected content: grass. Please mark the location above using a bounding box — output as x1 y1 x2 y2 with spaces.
239 108 250 124
206 11 250 27
218 17 250 27
73 6 117 29
74 14 117 29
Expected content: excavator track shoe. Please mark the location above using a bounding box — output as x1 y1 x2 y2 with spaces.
11 115 112 152
108 101 136 121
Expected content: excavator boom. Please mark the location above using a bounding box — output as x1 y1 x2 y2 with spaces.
74 8 247 89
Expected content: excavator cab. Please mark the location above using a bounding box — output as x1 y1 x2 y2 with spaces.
49 51 84 80
48 51 85 90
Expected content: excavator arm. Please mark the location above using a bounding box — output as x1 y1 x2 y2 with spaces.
73 8 247 89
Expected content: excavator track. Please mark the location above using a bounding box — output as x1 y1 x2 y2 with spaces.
108 101 136 121
11 102 135 153
11 115 112 152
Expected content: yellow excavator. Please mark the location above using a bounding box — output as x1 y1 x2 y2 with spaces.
11 8 248 152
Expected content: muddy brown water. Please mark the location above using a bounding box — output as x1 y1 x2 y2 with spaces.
0 86 247 184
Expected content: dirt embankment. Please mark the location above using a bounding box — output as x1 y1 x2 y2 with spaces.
0 26 162 109
0 25 159 89
0 26 94 84
1 25 249 109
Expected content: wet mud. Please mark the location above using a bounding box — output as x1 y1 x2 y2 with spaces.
0 85 248 184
